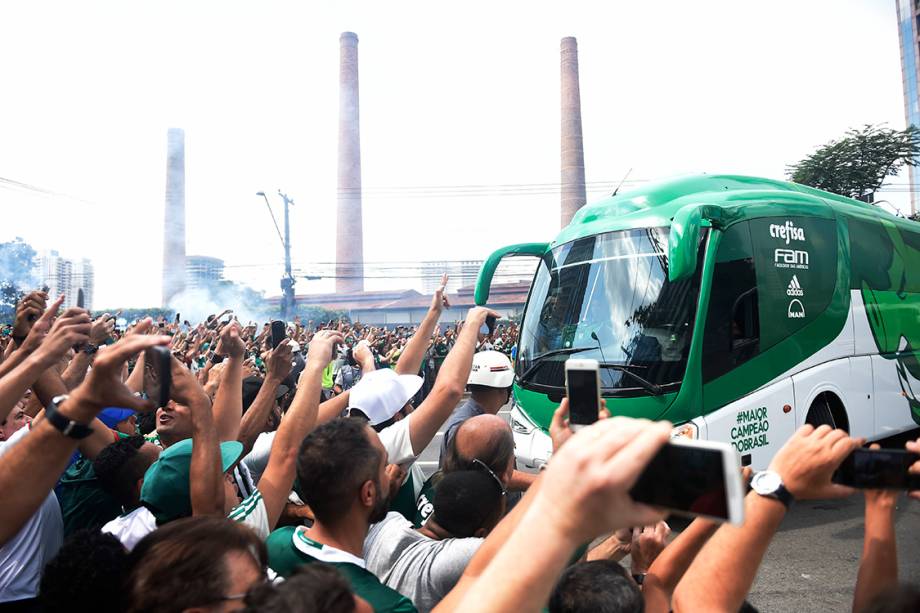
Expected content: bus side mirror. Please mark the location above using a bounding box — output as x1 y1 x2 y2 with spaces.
668 205 704 282
475 243 550 306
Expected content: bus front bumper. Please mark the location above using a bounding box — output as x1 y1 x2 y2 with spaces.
509 403 553 469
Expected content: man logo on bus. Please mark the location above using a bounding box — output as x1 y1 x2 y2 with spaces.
786 275 804 297
787 299 806 319
774 248 809 269
769 221 806 244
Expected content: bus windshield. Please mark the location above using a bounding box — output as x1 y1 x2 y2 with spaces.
517 227 705 396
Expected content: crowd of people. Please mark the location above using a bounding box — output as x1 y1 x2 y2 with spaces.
0 278 919 612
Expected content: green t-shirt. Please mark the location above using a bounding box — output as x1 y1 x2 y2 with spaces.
266 526 417 613
56 457 123 537
387 470 418 523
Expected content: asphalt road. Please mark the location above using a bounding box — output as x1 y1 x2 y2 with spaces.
416 397 920 611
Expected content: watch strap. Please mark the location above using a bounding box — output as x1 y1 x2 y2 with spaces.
45 396 94 440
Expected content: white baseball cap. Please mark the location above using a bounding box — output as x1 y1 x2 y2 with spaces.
468 350 514 388
348 368 423 426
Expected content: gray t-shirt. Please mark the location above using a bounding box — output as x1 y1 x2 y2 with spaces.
363 512 481 613
0 427 64 603
438 398 485 467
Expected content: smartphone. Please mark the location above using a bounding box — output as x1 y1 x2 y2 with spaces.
630 439 745 524
565 359 601 429
143 346 172 409
271 320 286 349
479 315 497 336
76 289 85 309
832 448 920 490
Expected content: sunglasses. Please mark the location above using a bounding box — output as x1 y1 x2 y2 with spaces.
471 458 507 497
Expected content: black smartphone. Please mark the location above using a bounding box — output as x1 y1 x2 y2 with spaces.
76 289 85 309
144 346 172 409
271 320 286 349
630 439 745 524
479 315 497 336
565 359 600 428
832 448 920 490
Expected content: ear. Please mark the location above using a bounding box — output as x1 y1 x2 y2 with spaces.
360 480 377 509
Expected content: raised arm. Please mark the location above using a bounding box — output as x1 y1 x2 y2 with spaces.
852 448 899 613
642 518 718 613
407 307 498 455
395 274 449 375
672 425 860 612
211 322 246 442
0 333 168 545
257 330 344 530
238 341 292 453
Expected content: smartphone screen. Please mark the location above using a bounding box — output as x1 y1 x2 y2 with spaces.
832 449 920 490
630 441 736 522
271 320 286 349
566 365 600 426
143 346 172 409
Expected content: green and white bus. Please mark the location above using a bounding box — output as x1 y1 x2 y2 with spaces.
475 174 920 469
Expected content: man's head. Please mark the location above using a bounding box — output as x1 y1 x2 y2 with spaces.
548 560 643 613
0 395 31 442
40 529 129 613
444 414 515 483
126 517 267 613
296 418 389 526
243 564 372 613
430 469 505 538
154 400 195 446
99 408 138 436
93 436 161 507
467 350 513 413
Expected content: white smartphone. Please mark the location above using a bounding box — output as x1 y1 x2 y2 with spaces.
565 358 601 431
629 438 745 525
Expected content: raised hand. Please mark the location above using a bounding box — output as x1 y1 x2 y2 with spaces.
630 521 671 574
18 295 65 356
267 340 294 381
768 424 863 500
306 330 345 368
431 273 451 313
12 290 49 340
34 307 92 366
217 322 246 359
89 313 115 345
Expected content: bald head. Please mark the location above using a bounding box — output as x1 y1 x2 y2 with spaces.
445 414 515 481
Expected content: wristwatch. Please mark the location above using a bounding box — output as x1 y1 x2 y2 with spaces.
82 343 99 355
750 470 794 508
44 395 94 439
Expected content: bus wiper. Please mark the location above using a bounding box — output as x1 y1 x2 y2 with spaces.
518 346 595 384
600 363 662 395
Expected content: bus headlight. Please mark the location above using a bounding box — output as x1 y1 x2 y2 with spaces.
510 408 536 435
671 422 698 440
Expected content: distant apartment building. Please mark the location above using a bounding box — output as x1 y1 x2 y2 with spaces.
36 250 94 310
185 255 225 290
896 0 920 213
420 260 484 294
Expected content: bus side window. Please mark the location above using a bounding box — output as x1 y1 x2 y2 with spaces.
703 222 760 383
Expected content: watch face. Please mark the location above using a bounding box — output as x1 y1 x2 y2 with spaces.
752 470 782 495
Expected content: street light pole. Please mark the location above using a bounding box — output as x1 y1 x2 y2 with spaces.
256 190 296 321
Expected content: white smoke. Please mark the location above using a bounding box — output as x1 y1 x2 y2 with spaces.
167 283 272 326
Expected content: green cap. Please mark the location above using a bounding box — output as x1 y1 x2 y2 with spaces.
140 438 244 524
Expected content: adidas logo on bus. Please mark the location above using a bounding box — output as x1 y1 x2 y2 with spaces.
786 275 804 297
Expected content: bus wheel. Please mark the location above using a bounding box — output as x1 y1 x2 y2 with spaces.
805 393 849 432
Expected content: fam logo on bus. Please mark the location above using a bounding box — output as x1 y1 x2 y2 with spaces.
769 221 806 245
774 248 809 270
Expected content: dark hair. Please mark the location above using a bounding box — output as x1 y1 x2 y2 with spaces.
296 418 383 523
432 470 504 537
862 584 920 613
40 530 129 613
136 411 157 436
125 517 268 613
442 418 514 477
548 560 643 613
243 564 356 613
93 436 152 506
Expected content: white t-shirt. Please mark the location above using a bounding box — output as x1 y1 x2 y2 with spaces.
0 427 64 603
102 488 271 550
363 512 481 613
378 416 416 466
241 431 276 485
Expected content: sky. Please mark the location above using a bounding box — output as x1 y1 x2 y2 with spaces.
0 0 911 308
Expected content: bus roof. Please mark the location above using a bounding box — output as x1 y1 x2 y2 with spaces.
554 173 910 246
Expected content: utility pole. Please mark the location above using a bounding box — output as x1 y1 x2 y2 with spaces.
256 190 296 321
278 190 295 320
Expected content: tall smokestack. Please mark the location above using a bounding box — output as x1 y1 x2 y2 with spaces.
336 31 364 293
560 36 587 228
162 128 187 306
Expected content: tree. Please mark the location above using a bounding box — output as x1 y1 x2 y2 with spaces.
787 124 920 202
0 238 38 323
